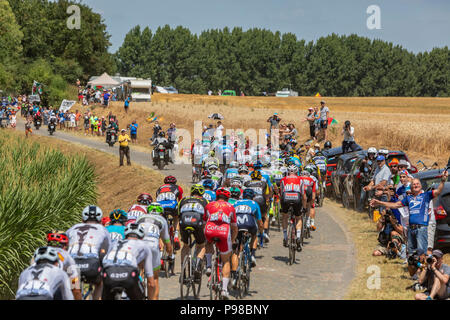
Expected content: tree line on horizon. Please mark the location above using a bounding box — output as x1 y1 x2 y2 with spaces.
0 0 448 101
115 25 449 97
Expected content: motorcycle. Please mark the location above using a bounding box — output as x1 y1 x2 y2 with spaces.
106 129 117 147
153 143 168 170
34 118 41 130
48 123 56 136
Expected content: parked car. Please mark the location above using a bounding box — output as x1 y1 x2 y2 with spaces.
164 86 178 94
222 90 236 96
383 150 418 174
413 169 450 251
330 151 366 201
322 144 363 197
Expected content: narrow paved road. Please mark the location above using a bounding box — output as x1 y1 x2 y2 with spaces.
16 120 356 300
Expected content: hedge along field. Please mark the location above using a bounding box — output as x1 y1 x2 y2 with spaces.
0 131 97 299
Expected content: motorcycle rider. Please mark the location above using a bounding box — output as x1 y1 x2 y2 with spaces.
106 120 119 144
151 131 172 165
48 112 57 134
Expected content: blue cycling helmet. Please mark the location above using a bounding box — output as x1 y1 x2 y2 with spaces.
109 209 128 225
242 188 255 200
203 179 215 190
254 161 263 170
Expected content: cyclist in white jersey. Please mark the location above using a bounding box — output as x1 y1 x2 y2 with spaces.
102 223 155 300
66 205 111 300
16 247 74 300
137 202 173 300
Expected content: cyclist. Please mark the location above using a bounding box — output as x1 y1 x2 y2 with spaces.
202 150 220 171
224 161 240 187
16 247 74 300
323 141 332 151
178 185 209 282
203 179 217 201
280 165 304 251
137 202 173 300
304 165 319 230
232 189 263 271
255 161 274 241
42 231 81 300
208 163 224 187
203 188 238 300
156 176 184 250
106 209 128 244
228 186 242 206
127 193 153 225
238 165 252 185
299 170 317 231
102 223 154 300
66 205 111 300
245 170 270 245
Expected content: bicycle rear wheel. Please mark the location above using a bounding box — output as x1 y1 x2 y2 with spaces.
287 222 295 265
236 252 245 299
161 247 170 278
244 250 251 295
192 257 202 299
275 201 281 231
209 260 220 300
180 255 191 300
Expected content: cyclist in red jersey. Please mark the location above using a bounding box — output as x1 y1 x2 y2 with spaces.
203 188 238 300
280 165 304 251
299 170 317 231
156 176 184 250
127 193 153 225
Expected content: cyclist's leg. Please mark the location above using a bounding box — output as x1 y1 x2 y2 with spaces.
172 211 181 250
149 245 161 300
180 222 190 269
281 201 289 241
310 191 317 230
294 202 303 241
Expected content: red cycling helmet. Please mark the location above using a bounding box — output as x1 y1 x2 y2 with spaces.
216 188 231 200
164 176 177 184
46 232 69 247
101 217 111 226
137 193 153 205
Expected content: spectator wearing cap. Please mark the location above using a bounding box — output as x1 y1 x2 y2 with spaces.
398 159 411 173
371 170 448 259
364 155 391 211
118 129 131 166
415 249 450 300
267 113 281 132
388 158 400 186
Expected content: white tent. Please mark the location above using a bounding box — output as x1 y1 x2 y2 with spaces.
88 73 120 88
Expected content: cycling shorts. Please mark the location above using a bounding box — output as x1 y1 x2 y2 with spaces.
142 239 161 271
102 266 144 300
281 192 302 217
236 213 258 235
204 223 232 255
160 200 178 216
74 257 102 285
253 197 267 215
180 212 206 245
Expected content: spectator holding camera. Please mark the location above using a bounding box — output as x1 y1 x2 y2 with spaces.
415 249 450 300
363 155 391 211
373 205 405 258
370 170 448 259
341 120 356 154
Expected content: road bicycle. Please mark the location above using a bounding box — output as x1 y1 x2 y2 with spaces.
179 227 202 300
207 238 223 300
234 229 252 299
161 213 175 278
286 206 297 265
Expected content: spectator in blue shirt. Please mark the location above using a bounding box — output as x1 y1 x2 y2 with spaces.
371 170 448 258
130 120 138 143
124 96 131 113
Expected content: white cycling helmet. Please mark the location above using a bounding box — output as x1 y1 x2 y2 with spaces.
367 147 377 154
34 246 59 264
288 165 298 173
301 170 310 177
238 165 249 173
208 163 218 171
229 161 239 168
378 148 389 156
82 205 103 223
124 223 145 239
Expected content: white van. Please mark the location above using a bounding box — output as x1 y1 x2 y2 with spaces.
124 79 152 102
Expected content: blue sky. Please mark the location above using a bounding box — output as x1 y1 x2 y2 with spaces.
80 0 450 53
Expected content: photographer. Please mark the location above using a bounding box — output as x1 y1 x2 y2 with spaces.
341 120 356 154
415 250 450 300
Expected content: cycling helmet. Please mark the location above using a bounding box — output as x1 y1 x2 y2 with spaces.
82 205 103 223
208 163 218 171
230 177 243 187
164 176 177 184
124 223 145 239
229 161 239 168
109 209 128 225
254 161 263 170
203 179 215 190
238 165 249 174
34 246 59 264
46 231 69 248
368 147 377 155
216 188 231 200
242 188 255 200
288 165 298 174
301 170 310 177
324 141 332 149
209 150 215 157
191 184 205 196
250 170 262 180
378 148 389 156
158 131 165 137
101 217 111 226
147 202 164 215
230 187 241 199
137 193 153 205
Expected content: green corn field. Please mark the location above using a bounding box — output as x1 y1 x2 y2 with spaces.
0 132 98 299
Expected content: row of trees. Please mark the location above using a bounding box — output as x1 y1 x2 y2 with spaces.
0 0 116 104
115 25 449 97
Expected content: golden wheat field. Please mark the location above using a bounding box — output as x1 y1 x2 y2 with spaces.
75 94 450 166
